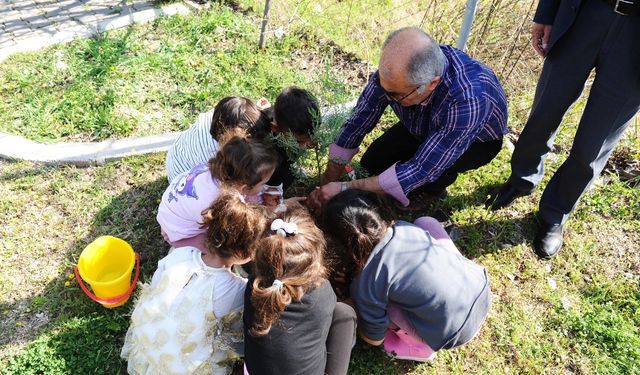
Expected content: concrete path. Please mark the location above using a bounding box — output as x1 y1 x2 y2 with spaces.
0 0 190 62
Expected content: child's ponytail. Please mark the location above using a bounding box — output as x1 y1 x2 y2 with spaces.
249 209 327 337
323 189 394 276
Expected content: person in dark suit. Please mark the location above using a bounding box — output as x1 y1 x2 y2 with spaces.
487 0 640 258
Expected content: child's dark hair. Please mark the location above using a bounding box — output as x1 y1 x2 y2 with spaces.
323 189 394 277
201 191 271 260
273 87 320 136
249 208 327 337
209 129 279 190
210 96 271 139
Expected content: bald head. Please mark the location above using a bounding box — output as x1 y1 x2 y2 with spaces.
379 27 444 86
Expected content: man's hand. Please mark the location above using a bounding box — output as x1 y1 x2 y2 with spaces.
307 182 342 211
320 161 345 185
532 23 553 57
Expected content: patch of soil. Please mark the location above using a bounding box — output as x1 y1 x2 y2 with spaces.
292 32 372 90
221 1 372 90
603 148 640 184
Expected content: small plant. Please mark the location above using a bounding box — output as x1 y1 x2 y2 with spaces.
270 104 351 189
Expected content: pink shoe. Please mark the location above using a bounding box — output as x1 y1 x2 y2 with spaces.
383 329 436 362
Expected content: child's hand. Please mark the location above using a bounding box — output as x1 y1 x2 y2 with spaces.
262 193 280 208
262 185 283 208
256 97 271 110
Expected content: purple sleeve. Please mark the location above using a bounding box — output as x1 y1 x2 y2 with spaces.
328 143 359 164
395 96 490 195
378 164 409 206
413 217 449 241
334 71 390 149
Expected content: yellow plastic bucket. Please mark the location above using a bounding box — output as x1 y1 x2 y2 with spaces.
74 236 140 308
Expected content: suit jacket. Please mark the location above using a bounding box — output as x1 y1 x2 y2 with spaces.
533 0 584 51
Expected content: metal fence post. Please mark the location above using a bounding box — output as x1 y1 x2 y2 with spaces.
258 0 272 49
457 0 479 51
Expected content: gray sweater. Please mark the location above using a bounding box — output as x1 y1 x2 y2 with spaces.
351 221 490 350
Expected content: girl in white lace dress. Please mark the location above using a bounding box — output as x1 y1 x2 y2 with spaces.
121 192 270 375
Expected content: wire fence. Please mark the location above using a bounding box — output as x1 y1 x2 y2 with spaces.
241 0 638 145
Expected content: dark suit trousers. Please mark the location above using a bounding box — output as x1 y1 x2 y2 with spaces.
361 122 502 196
509 0 640 224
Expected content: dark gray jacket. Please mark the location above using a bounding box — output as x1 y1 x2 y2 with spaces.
533 0 584 51
351 221 491 350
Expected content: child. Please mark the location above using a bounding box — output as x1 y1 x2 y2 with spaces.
264 86 320 191
121 192 271 374
165 96 271 182
166 88 320 192
243 209 356 375
158 130 279 252
323 189 491 362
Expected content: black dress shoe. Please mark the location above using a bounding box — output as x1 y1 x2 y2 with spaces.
485 183 532 211
533 221 564 258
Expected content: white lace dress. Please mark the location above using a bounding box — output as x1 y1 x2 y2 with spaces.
121 247 246 375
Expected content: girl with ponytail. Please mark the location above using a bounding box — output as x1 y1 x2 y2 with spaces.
157 128 279 253
122 191 271 374
242 209 356 375
323 189 491 362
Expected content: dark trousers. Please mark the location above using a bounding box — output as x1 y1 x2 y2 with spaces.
325 302 356 375
361 123 503 195
509 0 640 224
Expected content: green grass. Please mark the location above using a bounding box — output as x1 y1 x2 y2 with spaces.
1 145 638 375
0 3 361 142
1 1 640 374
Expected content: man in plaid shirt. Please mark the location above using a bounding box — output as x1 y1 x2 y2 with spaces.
309 27 508 211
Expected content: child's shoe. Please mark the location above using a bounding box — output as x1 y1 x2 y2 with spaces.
383 328 436 362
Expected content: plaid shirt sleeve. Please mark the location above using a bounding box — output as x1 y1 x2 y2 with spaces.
389 96 492 202
330 72 389 162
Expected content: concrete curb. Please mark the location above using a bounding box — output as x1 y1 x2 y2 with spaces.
0 3 191 63
0 100 357 166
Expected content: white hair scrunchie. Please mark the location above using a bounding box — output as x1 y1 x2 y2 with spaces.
270 218 298 237
272 279 284 290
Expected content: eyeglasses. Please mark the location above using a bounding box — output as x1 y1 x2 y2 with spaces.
375 74 424 103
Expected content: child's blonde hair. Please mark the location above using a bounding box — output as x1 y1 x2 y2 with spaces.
208 129 279 191
201 190 271 260
249 208 327 336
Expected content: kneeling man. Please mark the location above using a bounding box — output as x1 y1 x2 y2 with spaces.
310 27 508 211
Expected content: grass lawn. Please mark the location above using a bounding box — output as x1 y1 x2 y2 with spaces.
0 3 365 142
1 1 640 374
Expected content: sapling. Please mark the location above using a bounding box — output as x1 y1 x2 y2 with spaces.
270 103 353 192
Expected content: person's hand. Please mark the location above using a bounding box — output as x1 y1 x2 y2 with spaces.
320 161 345 185
256 97 271 110
283 196 306 209
307 182 342 211
317 182 342 204
531 23 553 57
262 193 280 208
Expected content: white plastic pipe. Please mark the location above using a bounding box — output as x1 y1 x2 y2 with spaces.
0 101 357 166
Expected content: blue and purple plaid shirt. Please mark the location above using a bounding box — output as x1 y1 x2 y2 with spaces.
329 45 508 205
